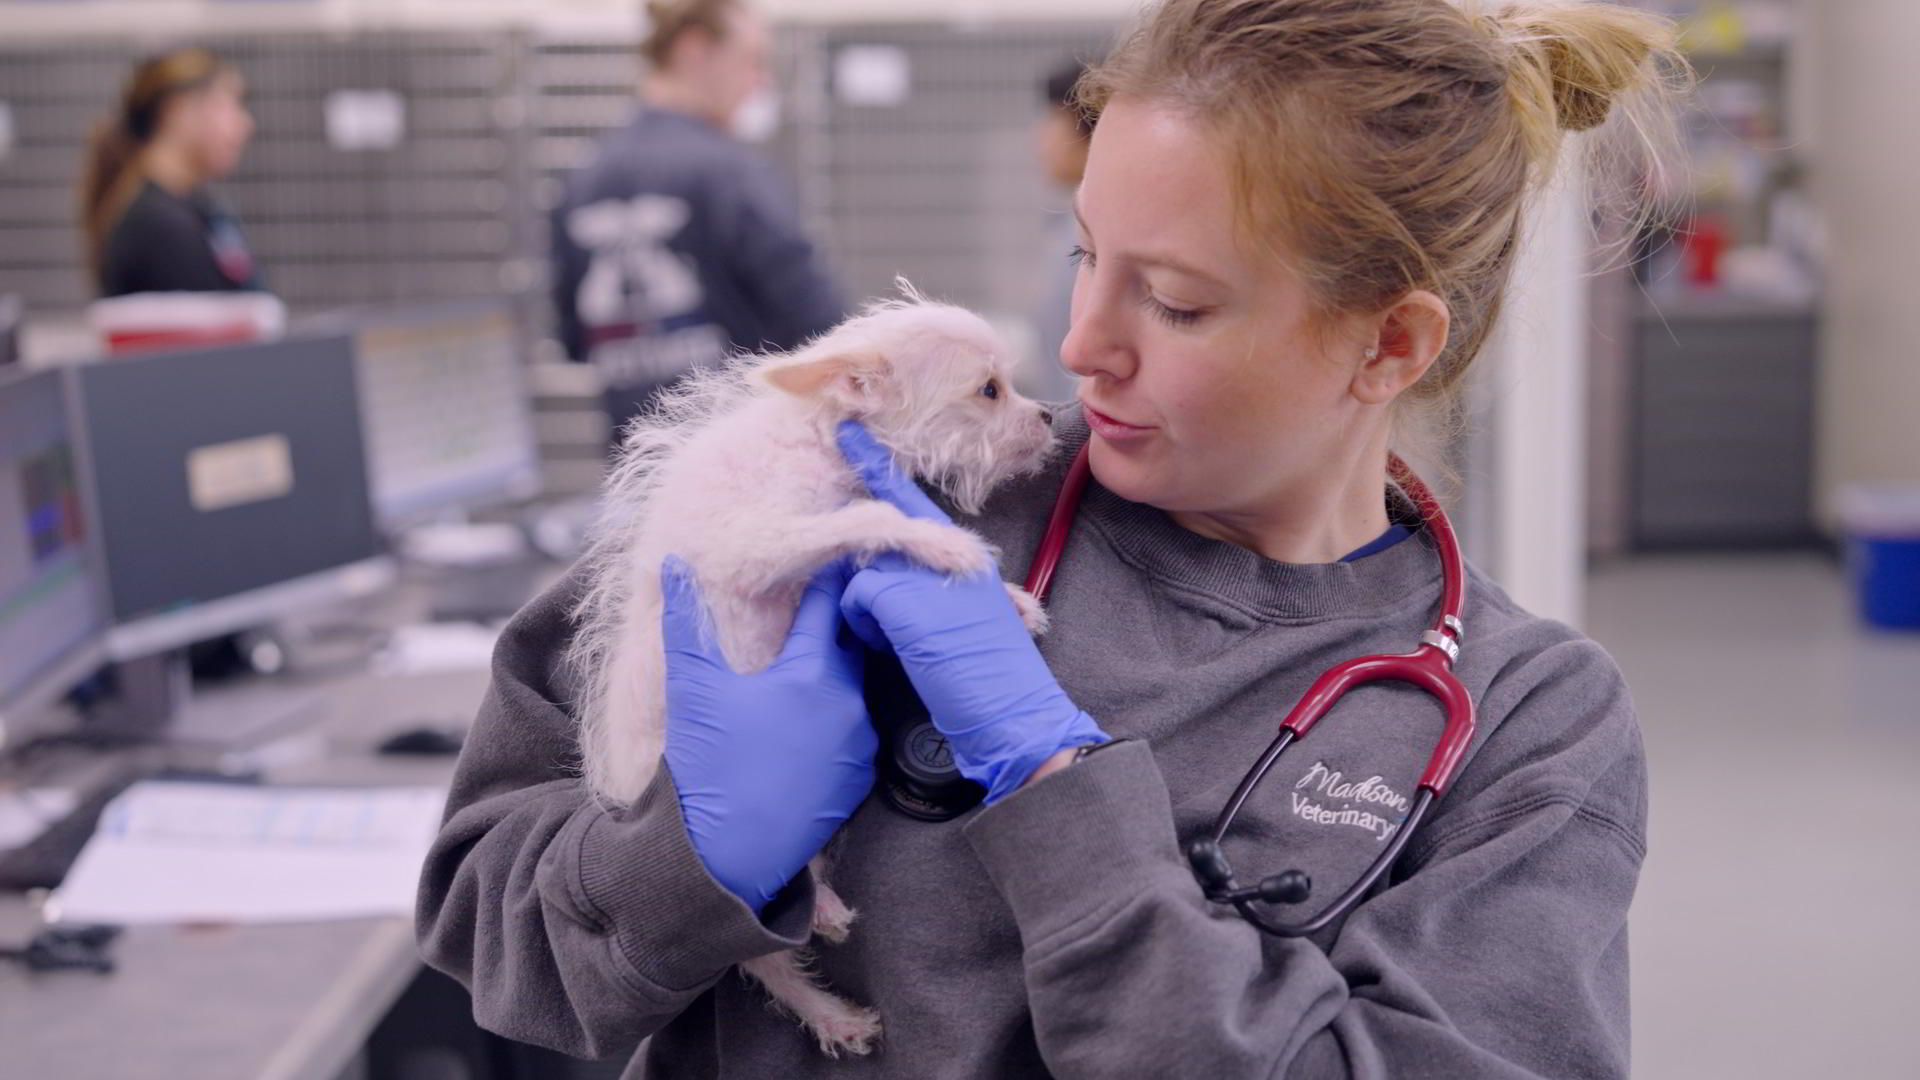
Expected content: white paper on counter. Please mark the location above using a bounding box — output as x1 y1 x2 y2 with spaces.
48 781 446 925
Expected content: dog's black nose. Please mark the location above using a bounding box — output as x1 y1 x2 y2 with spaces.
1038 407 1054 425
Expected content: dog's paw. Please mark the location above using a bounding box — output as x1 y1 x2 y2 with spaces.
890 520 994 578
811 885 858 944
809 1003 883 1058
1005 584 1049 635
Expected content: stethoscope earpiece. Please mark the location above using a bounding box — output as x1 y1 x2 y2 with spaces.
1186 838 1233 891
1256 870 1312 906
1188 838 1314 907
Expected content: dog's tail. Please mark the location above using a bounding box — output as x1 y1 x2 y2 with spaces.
577 569 668 804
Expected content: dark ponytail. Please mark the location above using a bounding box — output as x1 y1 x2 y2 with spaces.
79 48 226 289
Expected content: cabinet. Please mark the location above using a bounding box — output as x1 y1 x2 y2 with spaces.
1631 299 1818 547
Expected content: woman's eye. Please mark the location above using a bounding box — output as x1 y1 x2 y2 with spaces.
1070 241 1203 327
980 380 1000 400
1142 293 1203 328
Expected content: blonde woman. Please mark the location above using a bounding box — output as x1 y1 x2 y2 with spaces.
420 1 1684 1075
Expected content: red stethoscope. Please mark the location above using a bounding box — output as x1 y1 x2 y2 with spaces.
1024 443 1477 938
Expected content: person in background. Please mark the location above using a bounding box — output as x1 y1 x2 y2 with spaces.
79 48 266 683
1024 58 1096 404
80 49 263 299
551 0 844 446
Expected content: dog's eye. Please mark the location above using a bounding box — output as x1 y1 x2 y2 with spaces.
980 380 999 400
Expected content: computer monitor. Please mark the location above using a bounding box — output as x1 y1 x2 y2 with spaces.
331 302 542 529
68 335 395 661
0 367 109 747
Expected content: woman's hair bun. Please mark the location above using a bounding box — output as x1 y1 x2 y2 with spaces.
1542 34 1641 130
1478 1 1676 133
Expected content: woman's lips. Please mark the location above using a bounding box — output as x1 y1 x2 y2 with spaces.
1081 401 1154 442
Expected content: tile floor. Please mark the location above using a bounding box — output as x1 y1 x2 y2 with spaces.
1585 554 1920 1080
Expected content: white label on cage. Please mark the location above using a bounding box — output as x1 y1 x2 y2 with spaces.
0 102 14 160
325 90 407 151
835 46 912 108
187 434 294 513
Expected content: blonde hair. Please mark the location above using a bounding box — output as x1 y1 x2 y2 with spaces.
1078 0 1689 461
80 48 231 290
641 0 742 68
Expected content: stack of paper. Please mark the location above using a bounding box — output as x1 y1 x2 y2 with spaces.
49 782 446 925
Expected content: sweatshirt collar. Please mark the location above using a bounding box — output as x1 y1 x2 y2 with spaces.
1053 409 1445 622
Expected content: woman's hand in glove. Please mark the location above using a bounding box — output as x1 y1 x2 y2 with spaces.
660 556 876 913
833 420 1107 804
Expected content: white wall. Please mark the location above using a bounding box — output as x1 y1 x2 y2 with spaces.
1474 152 1590 628
1811 1 1920 524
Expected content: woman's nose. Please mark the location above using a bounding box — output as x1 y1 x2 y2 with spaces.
1061 279 1132 383
1062 316 1131 383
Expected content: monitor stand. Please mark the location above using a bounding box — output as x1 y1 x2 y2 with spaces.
85 649 325 754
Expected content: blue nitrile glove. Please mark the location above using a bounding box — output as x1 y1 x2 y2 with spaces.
834 420 1107 804
660 556 878 913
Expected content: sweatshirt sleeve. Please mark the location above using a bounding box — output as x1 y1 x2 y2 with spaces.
717 160 844 351
414 568 818 1060
549 199 591 364
962 638 1645 1080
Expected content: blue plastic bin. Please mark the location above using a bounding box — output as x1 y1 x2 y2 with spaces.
1840 487 1920 631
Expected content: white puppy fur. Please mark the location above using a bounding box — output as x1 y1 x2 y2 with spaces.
568 286 1056 1056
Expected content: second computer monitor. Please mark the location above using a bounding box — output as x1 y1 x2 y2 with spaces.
71 335 393 660
349 302 541 528
0 366 107 733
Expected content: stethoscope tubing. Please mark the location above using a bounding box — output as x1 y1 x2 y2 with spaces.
1023 441 1092 603
1027 440 1476 937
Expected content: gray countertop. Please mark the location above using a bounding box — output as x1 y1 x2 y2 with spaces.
0 658 491 1080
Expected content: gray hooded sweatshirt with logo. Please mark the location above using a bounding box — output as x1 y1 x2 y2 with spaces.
417 410 1646 1079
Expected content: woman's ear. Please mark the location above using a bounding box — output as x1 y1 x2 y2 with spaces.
1351 291 1451 405
759 349 890 412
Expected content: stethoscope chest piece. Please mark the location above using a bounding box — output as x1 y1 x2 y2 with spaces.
866 650 984 822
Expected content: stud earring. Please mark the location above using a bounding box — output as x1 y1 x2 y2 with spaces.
1363 345 1380 362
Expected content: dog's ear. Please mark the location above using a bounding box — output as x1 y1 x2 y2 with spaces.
759 349 890 411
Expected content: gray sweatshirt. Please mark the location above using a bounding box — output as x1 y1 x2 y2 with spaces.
417 412 1645 1079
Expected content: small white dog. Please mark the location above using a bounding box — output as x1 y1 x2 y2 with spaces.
569 285 1056 1055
